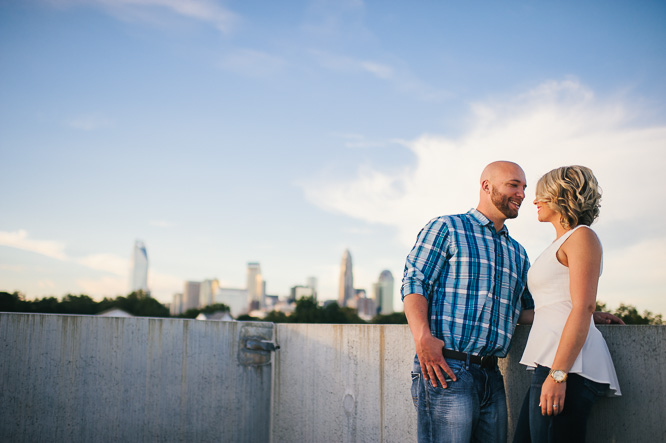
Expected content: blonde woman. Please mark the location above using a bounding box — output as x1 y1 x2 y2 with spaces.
513 166 621 443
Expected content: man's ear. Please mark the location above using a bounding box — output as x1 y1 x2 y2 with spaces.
481 179 491 193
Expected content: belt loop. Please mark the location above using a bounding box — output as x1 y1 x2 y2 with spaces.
465 352 470 370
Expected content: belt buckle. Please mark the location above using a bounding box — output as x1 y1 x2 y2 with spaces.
481 356 497 369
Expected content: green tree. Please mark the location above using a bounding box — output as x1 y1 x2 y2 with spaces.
177 303 230 319
340 307 365 324
0 291 27 312
263 310 289 323
320 302 349 324
59 294 98 315
289 296 323 323
370 312 408 324
30 296 61 313
613 303 663 325
98 291 170 317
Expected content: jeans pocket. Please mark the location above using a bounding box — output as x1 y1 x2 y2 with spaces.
410 371 420 408
582 377 608 397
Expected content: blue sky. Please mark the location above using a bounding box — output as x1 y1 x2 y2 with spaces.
1 0 665 314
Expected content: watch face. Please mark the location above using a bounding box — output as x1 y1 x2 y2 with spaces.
552 370 566 382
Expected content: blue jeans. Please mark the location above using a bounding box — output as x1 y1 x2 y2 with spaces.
411 356 508 443
512 365 607 443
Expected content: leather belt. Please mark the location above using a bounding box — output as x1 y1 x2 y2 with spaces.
442 348 497 369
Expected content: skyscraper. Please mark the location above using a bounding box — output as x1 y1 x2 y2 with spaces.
183 281 201 312
247 262 264 311
306 276 318 301
130 240 149 294
376 270 395 315
338 249 354 307
199 279 219 308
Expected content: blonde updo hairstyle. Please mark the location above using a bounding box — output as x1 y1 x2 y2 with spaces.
535 165 602 229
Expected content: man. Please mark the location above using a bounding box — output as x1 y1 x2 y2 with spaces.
402 161 620 443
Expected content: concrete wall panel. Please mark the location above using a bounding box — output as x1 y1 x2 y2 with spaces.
0 314 273 443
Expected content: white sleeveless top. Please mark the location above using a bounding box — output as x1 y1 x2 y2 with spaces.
519 225 621 396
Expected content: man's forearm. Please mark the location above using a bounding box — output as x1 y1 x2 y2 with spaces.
403 293 432 344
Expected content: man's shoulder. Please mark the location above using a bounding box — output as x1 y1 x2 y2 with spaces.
428 212 473 225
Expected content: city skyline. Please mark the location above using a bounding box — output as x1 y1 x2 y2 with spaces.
1 1 665 314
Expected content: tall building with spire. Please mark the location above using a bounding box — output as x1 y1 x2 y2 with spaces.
130 240 149 294
375 270 395 315
247 262 264 311
338 249 354 307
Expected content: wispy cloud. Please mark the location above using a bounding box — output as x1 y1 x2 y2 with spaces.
67 114 113 131
302 79 666 311
218 49 287 77
0 230 67 260
331 133 390 149
48 0 238 34
76 275 127 297
310 50 450 101
76 253 129 276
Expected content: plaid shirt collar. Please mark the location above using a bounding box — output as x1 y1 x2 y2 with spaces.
467 208 510 237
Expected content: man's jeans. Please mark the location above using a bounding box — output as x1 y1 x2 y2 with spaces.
411 356 508 443
512 365 606 443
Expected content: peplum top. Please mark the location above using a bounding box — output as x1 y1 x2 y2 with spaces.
519 225 621 396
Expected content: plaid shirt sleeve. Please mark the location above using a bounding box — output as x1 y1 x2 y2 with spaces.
401 217 450 302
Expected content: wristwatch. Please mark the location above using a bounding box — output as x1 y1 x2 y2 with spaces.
549 369 568 383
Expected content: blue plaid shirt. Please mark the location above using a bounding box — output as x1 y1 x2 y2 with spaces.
401 209 534 357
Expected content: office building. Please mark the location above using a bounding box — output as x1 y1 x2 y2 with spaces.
183 281 201 312
375 270 395 315
199 279 219 308
130 240 149 294
247 262 264 311
214 287 249 317
170 293 183 316
338 249 354 307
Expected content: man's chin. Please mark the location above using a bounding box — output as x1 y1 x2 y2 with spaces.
503 209 519 219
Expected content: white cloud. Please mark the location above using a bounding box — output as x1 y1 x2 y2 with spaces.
0 230 67 260
310 50 450 101
0 264 27 272
303 79 666 312
148 271 185 304
360 61 393 79
76 275 127 298
37 280 57 289
76 253 129 276
48 0 237 33
331 132 390 149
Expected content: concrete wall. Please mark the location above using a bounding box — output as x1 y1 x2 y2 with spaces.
1 313 664 442
272 324 666 443
0 313 273 443
272 324 416 443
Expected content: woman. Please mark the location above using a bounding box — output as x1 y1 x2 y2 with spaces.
513 165 621 443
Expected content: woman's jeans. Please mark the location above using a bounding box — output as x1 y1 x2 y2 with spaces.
411 356 508 443
513 365 607 443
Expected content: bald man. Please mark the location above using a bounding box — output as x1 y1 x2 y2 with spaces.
402 161 534 443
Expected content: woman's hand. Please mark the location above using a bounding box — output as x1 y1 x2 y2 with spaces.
540 377 566 416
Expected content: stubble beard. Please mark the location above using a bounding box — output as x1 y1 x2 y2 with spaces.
491 187 519 220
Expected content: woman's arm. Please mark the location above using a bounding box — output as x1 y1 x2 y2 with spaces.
539 227 602 416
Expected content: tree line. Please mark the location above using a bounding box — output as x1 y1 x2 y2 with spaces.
0 291 661 325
